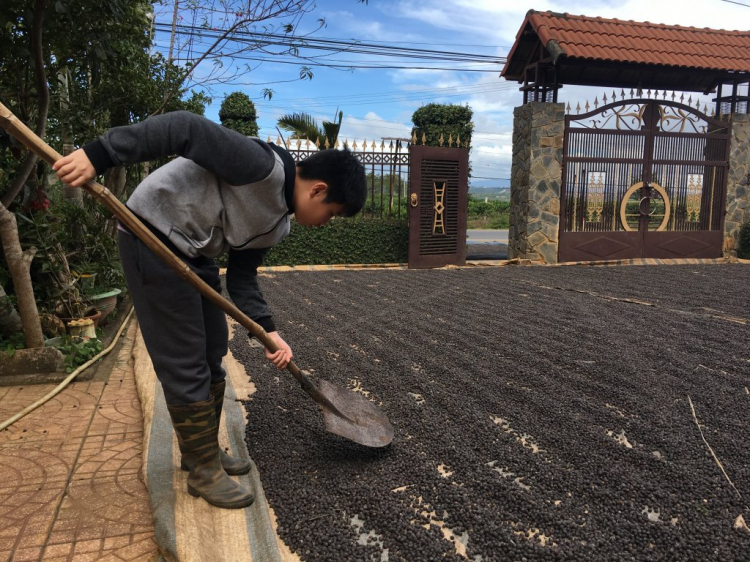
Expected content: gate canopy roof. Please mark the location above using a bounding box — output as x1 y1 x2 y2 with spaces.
501 10 750 92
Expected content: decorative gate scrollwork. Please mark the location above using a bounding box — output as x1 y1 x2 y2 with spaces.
619 182 671 232
559 98 730 261
433 181 447 235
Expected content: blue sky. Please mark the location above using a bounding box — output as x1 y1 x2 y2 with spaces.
150 0 750 187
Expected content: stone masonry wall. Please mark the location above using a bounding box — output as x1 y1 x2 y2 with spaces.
509 102 564 264
724 114 750 257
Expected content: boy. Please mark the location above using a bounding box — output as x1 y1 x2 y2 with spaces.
53 110 367 509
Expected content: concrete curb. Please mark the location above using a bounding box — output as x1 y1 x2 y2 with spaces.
226 256 749 274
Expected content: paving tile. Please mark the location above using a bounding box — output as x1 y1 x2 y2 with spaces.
68 554 103 562
15 531 47 549
40 541 73 558
96 554 128 562
115 536 159 560
0 321 158 562
46 529 76 545
9 546 43 561
103 535 131 550
74 538 103 554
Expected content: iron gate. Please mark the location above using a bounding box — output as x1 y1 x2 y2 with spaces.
408 145 469 268
559 98 730 261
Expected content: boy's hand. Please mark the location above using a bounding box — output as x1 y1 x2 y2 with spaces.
264 331 293 370
52 149 96 187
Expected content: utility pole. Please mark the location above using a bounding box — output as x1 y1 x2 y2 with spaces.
168 1 179 63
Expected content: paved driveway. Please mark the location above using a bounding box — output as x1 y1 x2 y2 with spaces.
467 229 508 244
229 264 750 562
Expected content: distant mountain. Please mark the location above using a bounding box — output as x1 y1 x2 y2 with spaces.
469 186 510 201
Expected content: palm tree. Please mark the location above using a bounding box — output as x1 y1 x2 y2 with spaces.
277 109 343 148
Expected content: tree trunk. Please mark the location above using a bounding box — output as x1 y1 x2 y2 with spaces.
106 166 127 200
0 204 44 348
0 0 50 208
60 67 83 206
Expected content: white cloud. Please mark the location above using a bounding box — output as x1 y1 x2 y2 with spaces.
210 0 746 185
338 112 412 144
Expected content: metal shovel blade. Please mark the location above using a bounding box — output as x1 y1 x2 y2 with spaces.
318 379 394 448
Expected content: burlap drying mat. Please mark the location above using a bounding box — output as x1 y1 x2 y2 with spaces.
133 319 298 562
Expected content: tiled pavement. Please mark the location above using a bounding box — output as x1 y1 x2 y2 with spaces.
0 321 160 562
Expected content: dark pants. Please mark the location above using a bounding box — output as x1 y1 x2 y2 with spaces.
118 229 228 405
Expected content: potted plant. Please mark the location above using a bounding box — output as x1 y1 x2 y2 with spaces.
88 287 121 325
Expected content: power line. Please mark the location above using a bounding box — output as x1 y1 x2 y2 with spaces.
152 22 507 66
258 81 511 103
168 54 503 72
148 10 508 50
718 0 750 6
252 86 516 109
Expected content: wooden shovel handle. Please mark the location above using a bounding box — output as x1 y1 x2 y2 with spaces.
0 102 317 391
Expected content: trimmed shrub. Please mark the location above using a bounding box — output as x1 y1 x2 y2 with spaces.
263 219 408 266
219 92 259 137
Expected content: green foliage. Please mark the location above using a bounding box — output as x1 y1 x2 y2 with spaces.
467 196 510 229
262 219 408 266
411 103 474 148
1 331 25 357
5 189 125 318
739 221 750 259
178 90 212 117
277 110 342 146
219 92 259 136
362 173 408 219
48 334 103 373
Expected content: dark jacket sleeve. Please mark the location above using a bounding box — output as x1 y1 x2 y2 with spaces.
225 247 276 334
82 111 276 186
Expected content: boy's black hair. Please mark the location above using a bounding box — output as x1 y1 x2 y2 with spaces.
296 149 366 217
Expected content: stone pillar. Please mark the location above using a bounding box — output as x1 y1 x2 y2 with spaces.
724 114 750 257
509 102 564 264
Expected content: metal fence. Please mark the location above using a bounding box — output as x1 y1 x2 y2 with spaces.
274 132 471 221
281 137 410 220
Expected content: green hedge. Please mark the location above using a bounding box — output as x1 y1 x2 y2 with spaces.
739 221 750 259
261 219 408 266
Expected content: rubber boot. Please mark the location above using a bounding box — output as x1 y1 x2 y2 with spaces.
167 399 255 509
180 381 252 475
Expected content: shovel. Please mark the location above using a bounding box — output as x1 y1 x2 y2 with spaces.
0 103 394 448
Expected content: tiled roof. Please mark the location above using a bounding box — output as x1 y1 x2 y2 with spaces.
503 10 750 74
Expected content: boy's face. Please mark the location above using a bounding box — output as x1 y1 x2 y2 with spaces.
293 182 346 227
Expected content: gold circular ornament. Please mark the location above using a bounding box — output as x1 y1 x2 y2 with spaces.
619 182 671 232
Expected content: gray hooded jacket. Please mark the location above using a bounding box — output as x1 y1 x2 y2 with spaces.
83 111 294 332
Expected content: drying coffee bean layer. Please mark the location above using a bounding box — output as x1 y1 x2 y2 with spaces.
227 265 750 562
